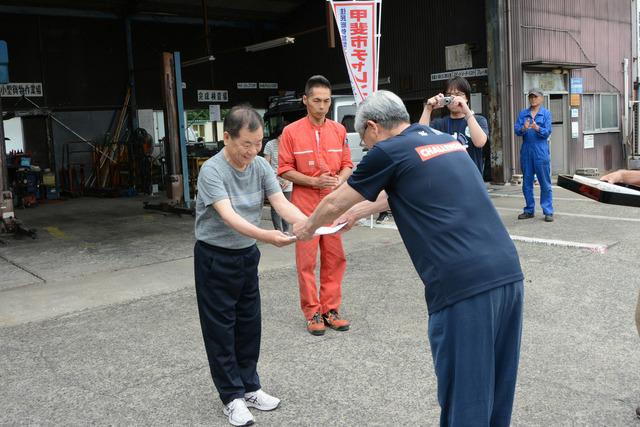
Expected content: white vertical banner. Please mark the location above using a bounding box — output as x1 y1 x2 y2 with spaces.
329 0 381 105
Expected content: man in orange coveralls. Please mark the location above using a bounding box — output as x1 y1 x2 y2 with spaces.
278 75 353 336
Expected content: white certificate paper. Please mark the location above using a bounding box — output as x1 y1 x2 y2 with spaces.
573 174 640 195
315 222 348 236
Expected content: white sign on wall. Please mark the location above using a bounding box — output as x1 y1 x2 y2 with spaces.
431 68 487 82
0 82 43 97
571 121 579 139
237 82 257 89
470 93 483 114
583 134 594 149
523 72 567 93
198 90 228 102
445 44 473 71
259 82 278 89
209 104 221 122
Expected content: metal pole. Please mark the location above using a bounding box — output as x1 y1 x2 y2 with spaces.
125 16 139 130
161 51 183 204
173 52 191 208
326 2 336 48
201 0 215 88
0 97 7 191
506 0 516 179
624 58 629 153
485 0 507 183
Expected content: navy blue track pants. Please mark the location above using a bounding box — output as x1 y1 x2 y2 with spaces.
194 240 262 404
428 281 524 427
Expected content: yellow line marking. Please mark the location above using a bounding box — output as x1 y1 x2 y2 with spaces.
45 226 69 240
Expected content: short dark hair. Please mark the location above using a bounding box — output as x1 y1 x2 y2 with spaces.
224 105 264 138
444 76 471 101
273 121 287 139
305 75 332 96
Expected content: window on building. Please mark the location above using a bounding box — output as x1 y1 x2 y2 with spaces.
337 105 356 132
193 124 205 139
582 93 619 132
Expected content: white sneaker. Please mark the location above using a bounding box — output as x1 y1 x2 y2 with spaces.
223 398 255 426
244 389 281 411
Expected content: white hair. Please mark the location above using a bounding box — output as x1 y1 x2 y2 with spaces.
354 90 410 137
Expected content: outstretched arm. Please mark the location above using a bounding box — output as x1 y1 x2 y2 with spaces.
601 169 640 185
267 192 307 225
293 183 366 240
334 191 390 231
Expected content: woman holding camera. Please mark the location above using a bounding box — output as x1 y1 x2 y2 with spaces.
419 76 489 175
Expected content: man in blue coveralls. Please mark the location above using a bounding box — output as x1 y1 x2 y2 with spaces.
293 90 525 427
515 88 554 222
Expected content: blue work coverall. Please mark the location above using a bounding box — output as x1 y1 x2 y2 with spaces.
514 106 553 215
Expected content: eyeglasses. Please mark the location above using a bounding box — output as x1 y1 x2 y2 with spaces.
445 91 465 97
359 121 376 145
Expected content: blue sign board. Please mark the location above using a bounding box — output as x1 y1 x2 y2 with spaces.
570 77 583 94
0 40 8 84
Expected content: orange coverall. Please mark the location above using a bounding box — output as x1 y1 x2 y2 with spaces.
278 116 353 320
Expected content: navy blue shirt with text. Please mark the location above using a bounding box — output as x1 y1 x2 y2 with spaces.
431 115 489 174
347 124 522 314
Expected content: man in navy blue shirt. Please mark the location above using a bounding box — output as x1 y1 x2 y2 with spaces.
419 76 489 175
294 90 524 427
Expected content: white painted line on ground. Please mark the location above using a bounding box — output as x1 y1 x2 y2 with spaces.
357 219 398 229
357 220 611 254
496 207 640 223
489 185 563 189
509 235 610 254
490 193 592 203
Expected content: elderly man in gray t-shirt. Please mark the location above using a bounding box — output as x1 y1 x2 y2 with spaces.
194 106 306 427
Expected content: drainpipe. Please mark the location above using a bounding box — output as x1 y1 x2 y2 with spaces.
624 58 629 154
0 98 7 192
506 0 516 178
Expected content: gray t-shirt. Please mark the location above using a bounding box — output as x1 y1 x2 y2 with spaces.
195 150 281 249
263 138 292 192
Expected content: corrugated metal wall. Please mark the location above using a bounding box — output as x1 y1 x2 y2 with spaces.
512 0 632 173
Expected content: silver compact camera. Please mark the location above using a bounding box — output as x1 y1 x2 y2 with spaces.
441 96 454 106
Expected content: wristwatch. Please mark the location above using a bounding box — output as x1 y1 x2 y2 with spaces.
465 110 475 120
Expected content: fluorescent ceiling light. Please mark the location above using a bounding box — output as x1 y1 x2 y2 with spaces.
182 55 215 68
245 37 295 52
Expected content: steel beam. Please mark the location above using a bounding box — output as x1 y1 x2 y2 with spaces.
173 52 191 208
161 52 183 205
485 0 509 183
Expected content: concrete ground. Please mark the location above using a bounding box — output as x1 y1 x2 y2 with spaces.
1 183 639 426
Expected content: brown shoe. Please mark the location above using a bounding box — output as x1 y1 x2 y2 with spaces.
307 312 325 336
323 310 350 331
